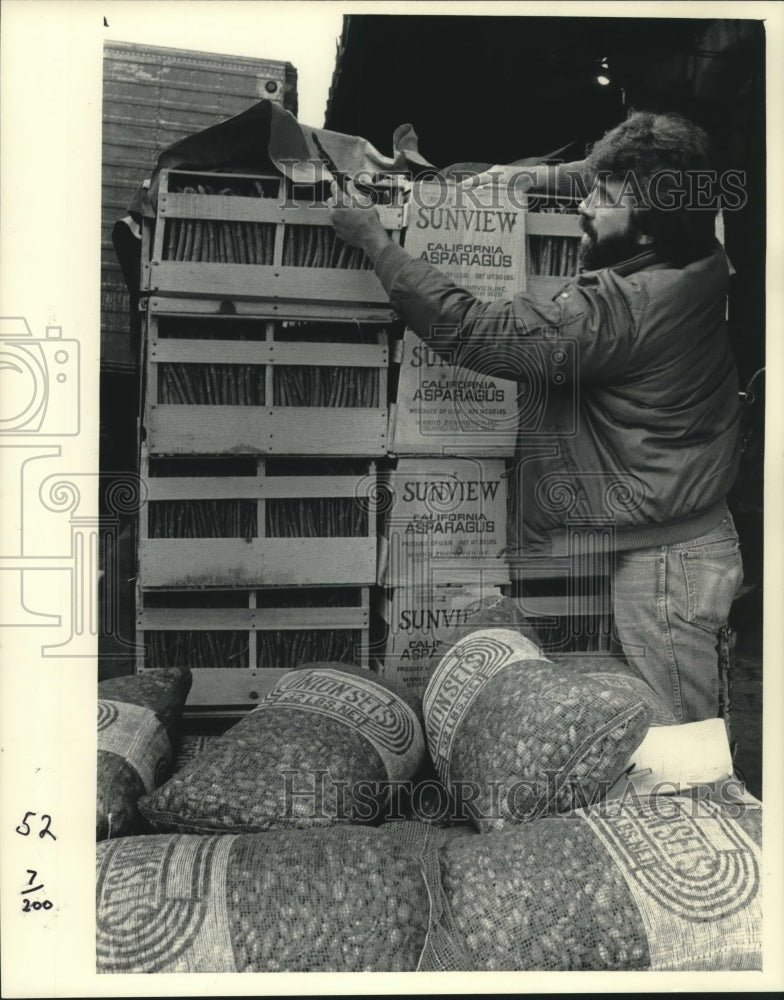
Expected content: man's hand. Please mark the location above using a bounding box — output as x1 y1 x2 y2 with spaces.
327 179 392 264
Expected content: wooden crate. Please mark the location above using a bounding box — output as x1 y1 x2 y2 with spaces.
143 312 390 455
144 169 405 316
136 586 370 715
138 451 378 588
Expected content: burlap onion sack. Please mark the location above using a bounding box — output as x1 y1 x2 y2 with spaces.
97 668 192 841
139 664 426 833
423 629 651 830
421 795 762 971
96 821 453 973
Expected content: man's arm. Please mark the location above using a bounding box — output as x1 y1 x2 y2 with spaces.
328 172 634 384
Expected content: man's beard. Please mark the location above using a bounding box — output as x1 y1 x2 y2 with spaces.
578 222 648 271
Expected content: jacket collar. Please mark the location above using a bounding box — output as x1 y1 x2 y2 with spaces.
608 247 672 277
578 247 671 282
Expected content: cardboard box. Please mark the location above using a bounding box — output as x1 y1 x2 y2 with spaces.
372 583 505 697
391 179 527 456
403 179 528 299
377 457 510 587
389 330 520 456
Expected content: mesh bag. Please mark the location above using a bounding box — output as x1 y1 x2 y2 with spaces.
173 733 217 772
390 754 472 829
96 821 456 973
139 664 426 833
99 667 192 744
420 795 762 971
548 652 679 727
423 629 651 830
97 668 192 841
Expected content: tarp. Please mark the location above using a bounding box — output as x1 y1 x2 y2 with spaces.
127 99 437 219
116 98 582 362
127 98 581 218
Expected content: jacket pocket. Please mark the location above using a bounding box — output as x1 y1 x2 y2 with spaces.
681 545 743 632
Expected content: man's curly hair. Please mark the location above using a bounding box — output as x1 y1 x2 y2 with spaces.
585 111 718 266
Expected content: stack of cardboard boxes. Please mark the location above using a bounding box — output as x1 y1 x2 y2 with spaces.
374 181 582 695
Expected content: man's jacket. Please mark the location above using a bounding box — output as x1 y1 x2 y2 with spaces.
375 240 741 561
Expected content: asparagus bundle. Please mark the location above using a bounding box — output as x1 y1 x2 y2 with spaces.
527 200 581 277
149 498 366 540
273 366 379 407
147 630 249 670
158 363 265 405
162 184 276 264
148 500 256 539
282 225 375 270
265 498 367 538
256 629 362 670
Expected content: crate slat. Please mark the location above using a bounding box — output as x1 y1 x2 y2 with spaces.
138 605 368 629
148 406 388 455
150 338 386 367
177 667 289 712
147 296 390 322
150 262 392 307
140 537 376 588
146 474 371 501
160 192 404 229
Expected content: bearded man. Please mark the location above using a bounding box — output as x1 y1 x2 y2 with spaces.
329 111 743 723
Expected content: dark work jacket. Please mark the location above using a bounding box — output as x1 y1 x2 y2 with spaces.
375 240 741 561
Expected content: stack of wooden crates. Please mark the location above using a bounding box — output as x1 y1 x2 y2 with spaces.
135 169 593 714
135 169 405 717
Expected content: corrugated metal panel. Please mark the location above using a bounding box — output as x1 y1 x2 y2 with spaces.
102 40 297 371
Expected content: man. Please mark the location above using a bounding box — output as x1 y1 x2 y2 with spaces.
328 111 743 723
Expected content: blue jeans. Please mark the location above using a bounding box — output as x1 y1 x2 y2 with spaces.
612 510 743 723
